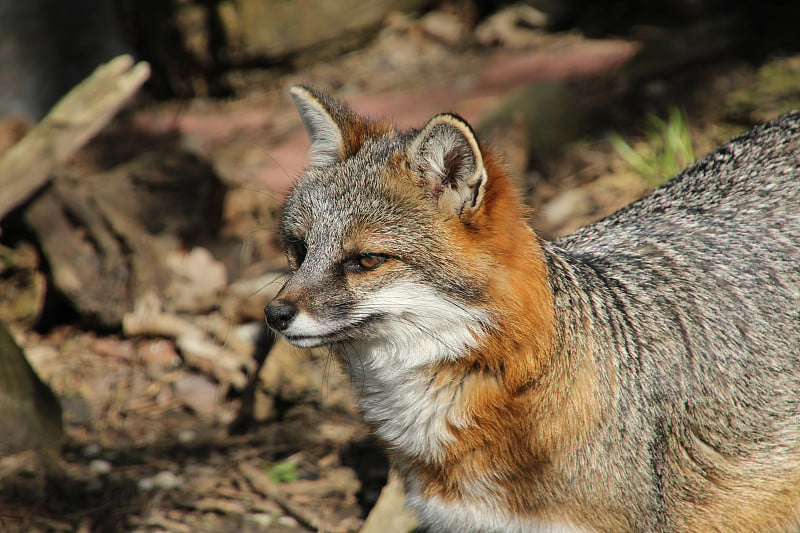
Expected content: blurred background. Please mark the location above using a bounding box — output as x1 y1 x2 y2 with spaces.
1 1 799 531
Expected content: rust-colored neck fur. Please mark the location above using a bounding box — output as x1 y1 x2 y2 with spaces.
328 113 604 518
400 148 603 518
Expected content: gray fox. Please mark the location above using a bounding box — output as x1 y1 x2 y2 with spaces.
265 85 800 532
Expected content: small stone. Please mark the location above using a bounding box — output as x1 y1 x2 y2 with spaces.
152 470 182 491
89 459 112 475
82 443 101 458
137 477 155 492
178 429 196 443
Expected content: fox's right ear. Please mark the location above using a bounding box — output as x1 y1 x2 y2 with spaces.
409 113 488 218
290 85 346 166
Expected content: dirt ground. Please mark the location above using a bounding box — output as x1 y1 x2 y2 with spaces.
1 5 799 532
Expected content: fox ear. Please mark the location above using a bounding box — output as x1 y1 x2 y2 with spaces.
290 85 392 167
409 113 488 217
289 85 346 166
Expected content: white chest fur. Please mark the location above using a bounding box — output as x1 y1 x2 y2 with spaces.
341 336 468 459
409 487 593 533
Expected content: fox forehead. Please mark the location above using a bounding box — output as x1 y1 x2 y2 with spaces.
282 134 434 252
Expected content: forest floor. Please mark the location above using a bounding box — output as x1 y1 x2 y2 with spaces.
1 5 799 532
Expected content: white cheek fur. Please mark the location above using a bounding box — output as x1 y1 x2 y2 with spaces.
339 281 490 459
354 281 490 367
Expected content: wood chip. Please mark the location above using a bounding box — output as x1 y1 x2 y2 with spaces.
193 497 248 515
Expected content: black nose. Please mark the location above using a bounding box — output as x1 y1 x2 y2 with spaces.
265 302 298 331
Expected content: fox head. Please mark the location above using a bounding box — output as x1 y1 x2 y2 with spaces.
265 86 544 370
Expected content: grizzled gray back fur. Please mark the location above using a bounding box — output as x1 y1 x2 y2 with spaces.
544 112 800 529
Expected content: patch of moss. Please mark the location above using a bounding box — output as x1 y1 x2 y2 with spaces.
727 56 800 124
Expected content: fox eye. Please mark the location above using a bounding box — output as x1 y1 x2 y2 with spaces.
345 253 388 273
286 238 307 267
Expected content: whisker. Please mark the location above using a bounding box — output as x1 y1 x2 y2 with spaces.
237 184 285 204
249 272 290 299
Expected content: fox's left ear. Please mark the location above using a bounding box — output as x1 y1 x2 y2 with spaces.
290 85 347 167
409 113 488 217
290 85 392 167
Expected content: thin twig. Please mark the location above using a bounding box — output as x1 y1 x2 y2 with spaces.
240 462 343 532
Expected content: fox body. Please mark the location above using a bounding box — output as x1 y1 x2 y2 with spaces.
265 86 800 532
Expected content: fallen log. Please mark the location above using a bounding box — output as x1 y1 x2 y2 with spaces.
0 54 150 221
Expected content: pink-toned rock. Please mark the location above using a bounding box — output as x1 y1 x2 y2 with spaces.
133 38 639 198
173 373 219 418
